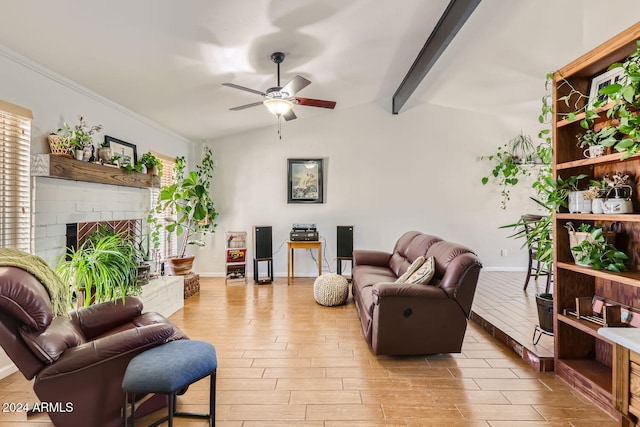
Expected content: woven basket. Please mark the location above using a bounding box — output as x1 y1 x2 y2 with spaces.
47 134 73 157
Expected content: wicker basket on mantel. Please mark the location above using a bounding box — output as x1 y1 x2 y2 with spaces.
47 134 73 158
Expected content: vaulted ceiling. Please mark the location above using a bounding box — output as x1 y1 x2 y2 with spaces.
0 1 635 141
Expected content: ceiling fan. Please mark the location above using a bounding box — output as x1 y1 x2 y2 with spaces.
222 52 336 122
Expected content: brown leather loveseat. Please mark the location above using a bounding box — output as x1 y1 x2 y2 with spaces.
351 231 482 356
0 265 187 427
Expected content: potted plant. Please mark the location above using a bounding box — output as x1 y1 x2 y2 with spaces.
47 133 74 158
149 146 217 275
56 116 103 161
481 138 536 209
55 230 140 308
577 127 617 158
569 224 628 272
583 178 607 213
563 174 591 214
97 140 114 164
508 132 535 164
141 151 162 176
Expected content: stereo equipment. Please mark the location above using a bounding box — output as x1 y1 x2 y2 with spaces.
290 231 319 241
290 223 318 241
337 225 354 258
253 226 272 260
292 223 316 231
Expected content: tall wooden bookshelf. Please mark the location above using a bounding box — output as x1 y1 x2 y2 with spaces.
552 22 640 420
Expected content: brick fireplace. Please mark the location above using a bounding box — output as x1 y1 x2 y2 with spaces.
66 219 142 251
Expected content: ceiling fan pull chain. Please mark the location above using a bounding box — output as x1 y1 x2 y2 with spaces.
278 116 282 140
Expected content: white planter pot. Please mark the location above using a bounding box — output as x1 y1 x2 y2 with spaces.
568 191 592 214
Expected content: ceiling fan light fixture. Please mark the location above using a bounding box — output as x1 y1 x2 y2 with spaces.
263 98 293 116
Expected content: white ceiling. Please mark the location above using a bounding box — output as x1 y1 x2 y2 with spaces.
0 0 458 141
0 1 637 142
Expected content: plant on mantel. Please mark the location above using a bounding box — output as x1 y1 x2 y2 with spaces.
56 115 103 151
140 151 163 176
148 146 217 274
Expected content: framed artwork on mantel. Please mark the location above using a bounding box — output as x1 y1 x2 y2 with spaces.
287 158 324 204
105 135 137 166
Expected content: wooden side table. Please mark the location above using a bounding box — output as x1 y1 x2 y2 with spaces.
287 240 322 285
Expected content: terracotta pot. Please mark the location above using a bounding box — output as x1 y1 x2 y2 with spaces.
165 255 195 275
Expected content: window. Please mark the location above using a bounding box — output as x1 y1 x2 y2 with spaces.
0 100 32 252
150 152 177 260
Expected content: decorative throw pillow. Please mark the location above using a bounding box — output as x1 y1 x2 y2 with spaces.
395 256 425 283
407 256 436 285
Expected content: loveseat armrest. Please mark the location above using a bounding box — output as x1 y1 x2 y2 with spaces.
353 250 392 267
70 297 143 339
37 323 174 378
372 283 449 300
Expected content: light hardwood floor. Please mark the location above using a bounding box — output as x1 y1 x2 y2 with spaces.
0 274 618 426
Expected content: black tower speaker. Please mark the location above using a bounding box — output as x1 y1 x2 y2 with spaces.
253 226 272 260
337 226 354 258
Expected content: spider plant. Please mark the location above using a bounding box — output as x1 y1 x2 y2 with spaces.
55 231 140 307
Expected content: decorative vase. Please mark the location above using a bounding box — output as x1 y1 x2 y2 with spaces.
591 198 604 214
82 147 92 162
148 165 158 176
98 147 113 163
165 255 195 275
74 149 84 161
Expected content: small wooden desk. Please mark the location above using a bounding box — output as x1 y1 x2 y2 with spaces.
287 240 322 285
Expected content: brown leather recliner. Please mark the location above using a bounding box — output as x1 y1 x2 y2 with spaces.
0 266 187 427
352 231 483 356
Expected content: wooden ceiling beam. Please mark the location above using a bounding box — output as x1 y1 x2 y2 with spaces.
392 0 481 114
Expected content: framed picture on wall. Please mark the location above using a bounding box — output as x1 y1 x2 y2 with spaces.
287 158 324 203
588 67 625 109
105 135 137 166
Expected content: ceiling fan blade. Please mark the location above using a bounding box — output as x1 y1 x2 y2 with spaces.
281 75 311 96
229 101 264 111
295 97 336 109
283 109 297 121
222 83 266 97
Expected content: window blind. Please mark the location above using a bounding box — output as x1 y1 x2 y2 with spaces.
150 152 177 261
0 100 32 252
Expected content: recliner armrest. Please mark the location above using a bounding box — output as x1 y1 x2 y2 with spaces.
70 297 143 338
353 250 392 267
372 283 448 300
37 323 174 378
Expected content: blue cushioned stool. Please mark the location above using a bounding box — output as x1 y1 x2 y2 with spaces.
122 340 217 427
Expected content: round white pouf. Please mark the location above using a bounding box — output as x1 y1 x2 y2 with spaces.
313 273 349 306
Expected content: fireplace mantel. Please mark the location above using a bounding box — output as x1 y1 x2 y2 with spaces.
31 154 160 189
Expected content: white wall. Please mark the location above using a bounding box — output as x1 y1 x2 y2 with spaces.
0 46 198 378
200 101 540 277
195 5 640 277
